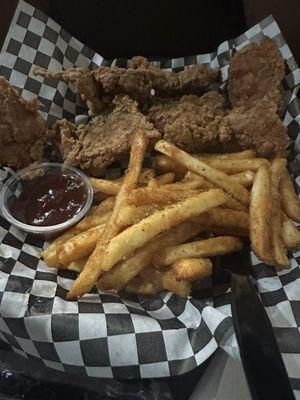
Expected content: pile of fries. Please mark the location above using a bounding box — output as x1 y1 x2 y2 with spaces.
42 131 300 298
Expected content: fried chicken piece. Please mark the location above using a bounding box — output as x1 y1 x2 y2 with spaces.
33 67 105 114
147 92 231 153
34 57 219 113
228 37 285 113
223 99 289 157
0 77 48 169
53 95 160 172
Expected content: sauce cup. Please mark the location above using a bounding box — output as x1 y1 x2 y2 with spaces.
0 163 93 238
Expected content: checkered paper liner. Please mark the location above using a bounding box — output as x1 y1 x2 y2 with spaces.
1 0 300 388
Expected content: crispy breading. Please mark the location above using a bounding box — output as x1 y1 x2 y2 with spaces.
34 56 219 113
228 37 285 113
147 92 231 153
223 99 289 156
33 67 105 114
53 95 160 172
0 77 48 169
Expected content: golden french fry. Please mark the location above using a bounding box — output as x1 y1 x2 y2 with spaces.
153 150 255 178
250 165 274 265
161 269 191 297
41 228 79 268
156 172 175 185
152 155 187 179
196 207 249 232
172 257 212 281
89 177 121 195
270 159 289 268
116 204 159 227
129 267 191 297
197 158 269 174
185 170 254 189
58 224 105 267
66 258 88 273
93 192 109 202
198 149 255 160
128 187 200 206
90 169 155 196
154 236 243 267
155 140 250 206
89 196 115 216
125 270 164 295
100 189 227 274
138 168 156 185
147 178 159 190
223 196 248 211
282 213 300 249
201 225 249 237
98 221 203 290
76 211 112 231
230 170 255 188
68 131 149 298
281 169 300 222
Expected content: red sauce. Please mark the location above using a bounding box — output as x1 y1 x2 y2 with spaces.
9 171 87 226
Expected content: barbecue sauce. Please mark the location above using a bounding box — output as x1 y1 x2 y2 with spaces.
9 171 87 226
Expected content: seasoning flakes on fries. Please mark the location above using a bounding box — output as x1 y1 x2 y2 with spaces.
42 134 300 298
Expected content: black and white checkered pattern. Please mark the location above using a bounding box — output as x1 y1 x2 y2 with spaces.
1 1 300 389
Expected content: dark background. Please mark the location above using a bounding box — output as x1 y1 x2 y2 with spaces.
1 0 300 62
0 0 299 399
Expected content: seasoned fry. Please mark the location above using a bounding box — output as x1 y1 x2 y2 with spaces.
89 177 120 195
116 204 159 227
99 221 203 290
250 165 274 265
172 257 212 281
58 224 106 266
161 270 191 297
270 159 289 268
128 187 200 206
138 168 156 185
196 207 249 231
198 149 255 160
89 196 115 216
153 150 255 177
66 258 87 273
41 228 79 267
68 131 149 298
93 192 109 202
230 170 255 188
282 213 300 249
223 196 248 211
125 270 164 295
197 158 269 174
153 155 186 179
184 170 254 189
281 168 300 222
156 172 175 185
90 169 156 196
147 178 159 190
128 267 192 297
154 236 243 267
155 140 250 205
100 189 227 273
76 211 112 231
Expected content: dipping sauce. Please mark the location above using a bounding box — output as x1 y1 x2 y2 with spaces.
9 171 88 226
